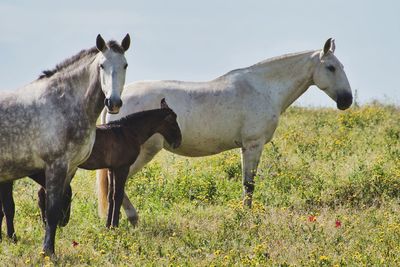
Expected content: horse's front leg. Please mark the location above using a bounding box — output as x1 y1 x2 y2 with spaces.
241 140 264 208
111 166 130 227
0 182 17 242
42 160 74 255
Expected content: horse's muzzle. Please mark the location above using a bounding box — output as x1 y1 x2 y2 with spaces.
105 98 123 114
336 91 353 110
171 139 181 149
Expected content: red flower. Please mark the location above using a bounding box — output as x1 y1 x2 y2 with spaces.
335 220 342 228
72 240 79 247
308 216 317 222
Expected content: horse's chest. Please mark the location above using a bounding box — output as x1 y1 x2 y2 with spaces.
67 127 96 166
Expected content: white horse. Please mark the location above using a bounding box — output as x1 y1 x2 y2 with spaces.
97 38 352 225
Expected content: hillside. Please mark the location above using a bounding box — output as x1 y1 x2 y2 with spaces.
1 104 400 266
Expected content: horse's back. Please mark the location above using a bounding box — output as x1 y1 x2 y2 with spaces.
107 78 256 156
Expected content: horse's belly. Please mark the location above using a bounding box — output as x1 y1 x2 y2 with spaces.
166 113 242 156
0 161 42 182
171 143 237 157
167 132 240 157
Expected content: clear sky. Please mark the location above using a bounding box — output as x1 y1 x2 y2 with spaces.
0 0 399 107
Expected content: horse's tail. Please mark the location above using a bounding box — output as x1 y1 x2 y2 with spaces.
95 108 109 218
96 168 108 218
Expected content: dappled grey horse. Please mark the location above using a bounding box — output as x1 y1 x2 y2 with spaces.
0 34 130 255
98 38 352 225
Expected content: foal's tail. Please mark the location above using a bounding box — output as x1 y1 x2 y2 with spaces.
96 169 108 218
96 108 109 218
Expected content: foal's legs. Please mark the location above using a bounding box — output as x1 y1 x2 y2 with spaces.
0 182 16 242
121 137 163 226
109 167 130 227
241 140 264 208
106 170 115 228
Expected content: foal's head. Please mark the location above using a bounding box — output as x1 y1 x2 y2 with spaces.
313 38 353 110
96 34 131 114
157 99 182 149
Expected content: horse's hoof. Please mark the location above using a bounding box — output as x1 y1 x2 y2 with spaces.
9 233 17 243
127 215 139 227
42 247 55 257
243 197 253 208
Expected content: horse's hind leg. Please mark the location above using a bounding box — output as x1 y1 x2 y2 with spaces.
122 193 138 226
111 167 130 227
0 182 17 242
31 173 72 227
30 173 47 225
0 197 3 240
37 187 46 225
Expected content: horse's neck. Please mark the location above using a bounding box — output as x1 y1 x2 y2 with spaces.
84 67 104 124
249 51 319 113
61 56 104 125
125 112 166 145
44 53 104 126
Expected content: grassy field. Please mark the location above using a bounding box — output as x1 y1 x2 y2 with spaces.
1 103 400 266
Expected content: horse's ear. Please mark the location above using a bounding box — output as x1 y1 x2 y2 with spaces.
96 34 106 52
160 98 170 109
331 39 336 53
121 34 131 51
322 38 334 56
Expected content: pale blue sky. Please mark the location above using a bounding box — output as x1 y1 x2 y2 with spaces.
0 1 399 107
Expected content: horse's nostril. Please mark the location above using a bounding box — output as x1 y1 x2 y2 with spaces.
337 91 353 110
116 99 123 108
104 98 111 108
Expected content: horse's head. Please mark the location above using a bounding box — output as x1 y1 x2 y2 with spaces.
96 34 131 114
159 98 182 149
313 38 352 110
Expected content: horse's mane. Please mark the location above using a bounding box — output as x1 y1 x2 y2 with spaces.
38 41 125 80
248 50 316 68
99 108 176 129
218 50 317 78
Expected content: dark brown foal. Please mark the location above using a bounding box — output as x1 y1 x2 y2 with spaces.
20 99 180 232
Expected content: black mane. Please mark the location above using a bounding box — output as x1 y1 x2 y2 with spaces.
38 40 125 80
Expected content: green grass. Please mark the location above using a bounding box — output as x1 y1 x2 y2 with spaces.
1 103 400 266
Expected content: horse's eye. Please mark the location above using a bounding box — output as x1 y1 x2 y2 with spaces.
100 64 104 69
326 65 335 72
124 63 128 69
